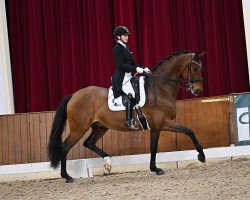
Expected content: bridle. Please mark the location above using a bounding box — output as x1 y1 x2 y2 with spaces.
145 54 203 103
185 55 203 93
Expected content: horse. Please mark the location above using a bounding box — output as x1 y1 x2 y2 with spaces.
48 50 206 183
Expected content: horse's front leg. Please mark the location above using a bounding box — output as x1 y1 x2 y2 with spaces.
163 120 206 163
150 130 166 175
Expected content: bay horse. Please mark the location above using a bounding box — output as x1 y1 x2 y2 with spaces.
48 50 206 182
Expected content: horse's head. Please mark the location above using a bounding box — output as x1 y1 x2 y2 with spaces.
180 52 205 95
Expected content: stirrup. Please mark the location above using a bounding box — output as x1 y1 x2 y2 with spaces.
124 119 139 130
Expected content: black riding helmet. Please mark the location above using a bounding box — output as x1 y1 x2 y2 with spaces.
113 26 131 39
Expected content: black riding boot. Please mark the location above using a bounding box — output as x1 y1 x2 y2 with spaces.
124 94 139 130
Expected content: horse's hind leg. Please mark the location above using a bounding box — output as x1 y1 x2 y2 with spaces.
83 125 110 158
83 125 112 172
61 129 86 183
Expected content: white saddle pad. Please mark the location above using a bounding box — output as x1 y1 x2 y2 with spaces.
108 76 146 111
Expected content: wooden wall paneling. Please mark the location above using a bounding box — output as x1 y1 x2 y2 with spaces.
222 102 231 146
162 131 177 152
71 141 79 160
1 116 9 164
7 115 15 164
20 114 30 163
207 101 218 147
158 130 168 153
138 131 146 154
158 131 166 153
224 101 231 145
184 100 197 150
71 127 81 160
190 100 202 150
29 114 35 163
131 131 145 155
139 131 146 154
111 130 119 156
118 131 125 156
78 136 85 159
176 101 183 151
123 131 132 155
80 130 87 159
102 130 112 156
158 131 176 152
102 129 116 157
45 112 54 162
216 101 230 147
39 113 47 162
196 99 207 148
190 100 199 139
131 131 137 155
13 115 22 164
30 113 41 162
197 99 210 148
177 100 194 150
229 100 237 144
208 100 227 147
0 95 238 166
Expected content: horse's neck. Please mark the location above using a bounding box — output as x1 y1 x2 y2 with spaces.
153 58 181 101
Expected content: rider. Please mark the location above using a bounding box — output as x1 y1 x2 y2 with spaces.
111 26 150 130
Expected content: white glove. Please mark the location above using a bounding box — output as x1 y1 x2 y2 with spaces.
136 67 144 74
144 67 151 73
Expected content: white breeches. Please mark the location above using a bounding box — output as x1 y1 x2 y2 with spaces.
122 73 135 98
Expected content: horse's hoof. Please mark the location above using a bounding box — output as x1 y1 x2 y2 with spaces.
198 153 206 163
103 157 112 173
156 169 165 175
66 177 74 183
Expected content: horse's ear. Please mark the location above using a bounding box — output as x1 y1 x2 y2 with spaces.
198 52 206 59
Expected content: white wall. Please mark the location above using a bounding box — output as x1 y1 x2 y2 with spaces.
0 0 14 115
242 0 250 85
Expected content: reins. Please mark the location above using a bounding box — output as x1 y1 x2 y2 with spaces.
146 73 189 88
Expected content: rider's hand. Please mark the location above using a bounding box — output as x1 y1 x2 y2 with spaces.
144 67 151 74
136 67 144 74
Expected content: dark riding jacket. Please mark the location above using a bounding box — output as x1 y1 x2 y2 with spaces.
112 42 139 98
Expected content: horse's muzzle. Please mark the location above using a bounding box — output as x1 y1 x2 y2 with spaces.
193 88 203 95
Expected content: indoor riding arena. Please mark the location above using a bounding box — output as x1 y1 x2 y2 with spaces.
0 1 250 200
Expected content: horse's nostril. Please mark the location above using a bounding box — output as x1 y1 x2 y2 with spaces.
195 89 202 94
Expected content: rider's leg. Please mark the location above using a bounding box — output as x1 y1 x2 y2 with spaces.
124 93 139 130
122 73 138 130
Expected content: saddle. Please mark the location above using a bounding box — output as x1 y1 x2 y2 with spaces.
121 76 140 106
108 76 150 130
108 76 146 111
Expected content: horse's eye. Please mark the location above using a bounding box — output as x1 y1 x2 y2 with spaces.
193 67 199 72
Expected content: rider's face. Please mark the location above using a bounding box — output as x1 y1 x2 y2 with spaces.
120 34 129 44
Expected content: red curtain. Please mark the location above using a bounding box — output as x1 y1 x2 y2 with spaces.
6 0 249 113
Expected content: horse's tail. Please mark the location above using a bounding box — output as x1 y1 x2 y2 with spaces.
48 94 73 169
